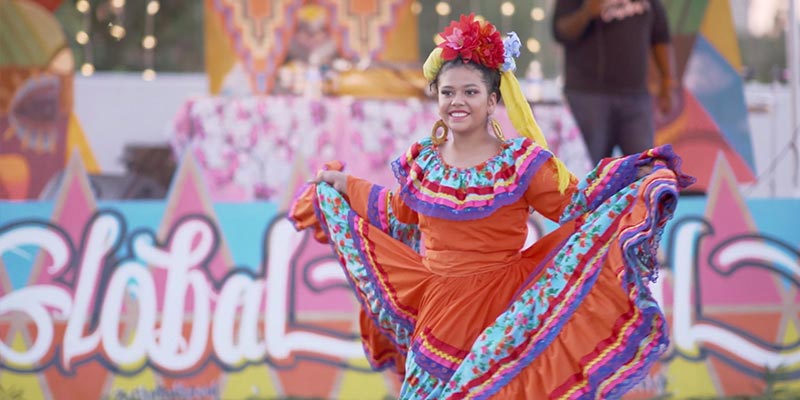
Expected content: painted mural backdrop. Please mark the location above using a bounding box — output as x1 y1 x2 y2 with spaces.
656 0 756 193
1 146 799 399
0 155 403 400
201 0 759 192
0 0 98 200
204 0 424 97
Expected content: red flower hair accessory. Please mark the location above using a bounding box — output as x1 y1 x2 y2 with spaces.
437 13 505 70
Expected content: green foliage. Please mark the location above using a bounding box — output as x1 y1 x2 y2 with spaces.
49 0 787 83
54 0 204 72
738 32 788 83
0 385 24 400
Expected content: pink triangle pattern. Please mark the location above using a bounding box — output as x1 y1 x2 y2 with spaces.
153 152 234 312
698 153 780 306
32 151 97 287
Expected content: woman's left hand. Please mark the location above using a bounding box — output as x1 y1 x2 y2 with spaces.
314 170 348 194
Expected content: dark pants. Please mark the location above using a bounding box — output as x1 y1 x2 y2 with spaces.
564 89 655 164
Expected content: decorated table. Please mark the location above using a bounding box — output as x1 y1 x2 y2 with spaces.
170 95 591 202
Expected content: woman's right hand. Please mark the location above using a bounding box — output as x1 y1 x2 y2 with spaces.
314 170 348 195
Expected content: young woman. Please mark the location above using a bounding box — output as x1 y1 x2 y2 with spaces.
290 14 693 399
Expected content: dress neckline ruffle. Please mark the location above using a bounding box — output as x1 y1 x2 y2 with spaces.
430 140 511 172
391 137 553 220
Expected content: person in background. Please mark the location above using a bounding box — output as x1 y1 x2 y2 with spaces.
553 0 679 163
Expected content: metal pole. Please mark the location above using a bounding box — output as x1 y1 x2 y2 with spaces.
788 0 800 188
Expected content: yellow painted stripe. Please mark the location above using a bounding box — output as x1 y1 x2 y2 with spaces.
421 334 462 364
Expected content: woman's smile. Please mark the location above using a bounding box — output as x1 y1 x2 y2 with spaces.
437 66 497 137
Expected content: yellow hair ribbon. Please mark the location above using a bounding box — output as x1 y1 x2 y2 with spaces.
423 47 443 82
499 70 572 193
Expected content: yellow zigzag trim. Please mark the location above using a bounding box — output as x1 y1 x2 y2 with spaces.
586 160 619 195
596 320 660 396
559 305 642 399
404 144 538 205
421 333 462 364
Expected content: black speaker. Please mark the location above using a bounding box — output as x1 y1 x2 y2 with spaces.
40 172 167 200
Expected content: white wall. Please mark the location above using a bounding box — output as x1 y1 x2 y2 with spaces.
73 72 207 174
742 83 799 197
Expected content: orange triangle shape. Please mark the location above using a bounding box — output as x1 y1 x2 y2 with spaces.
157 322 224 393
41 322 109 400
273 320 353 398
707 355 764 396
704 311 783 396
274 358 343 398
711 313 784 356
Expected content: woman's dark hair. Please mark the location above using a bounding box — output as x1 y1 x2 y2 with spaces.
429 58 502 101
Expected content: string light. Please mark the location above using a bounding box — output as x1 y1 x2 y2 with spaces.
76 0 90 13
531 7 545 21
500 1 514 32
142 1 160 81
75 0 93 76
529 1 545 74
80 63 95 76
109 24 126 40
146 0 160 15
527 38 541 53
436 0 450 42
501 2 515 16
410 1 422 15
76 31 89 45
142 68 156 81
435 2 450 16
142 35 157 49
106 0 126 41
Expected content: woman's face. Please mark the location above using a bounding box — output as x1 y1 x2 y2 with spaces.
436 65 497 137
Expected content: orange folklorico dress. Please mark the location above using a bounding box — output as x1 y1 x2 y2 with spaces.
289 136 693 399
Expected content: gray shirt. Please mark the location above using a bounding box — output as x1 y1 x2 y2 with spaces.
553 0 671 95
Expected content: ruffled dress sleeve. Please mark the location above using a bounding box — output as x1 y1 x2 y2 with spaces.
524 143 694 226
346 176 420 252
288 161 421 251
522 144 694 283
556 145 695 225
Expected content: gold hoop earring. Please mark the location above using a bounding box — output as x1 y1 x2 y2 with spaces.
491 119 505 141
431 119 448 145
